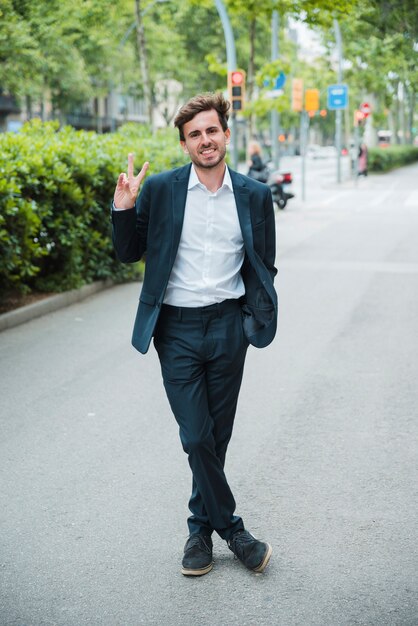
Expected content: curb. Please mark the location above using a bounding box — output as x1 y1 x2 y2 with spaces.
0 279 113 332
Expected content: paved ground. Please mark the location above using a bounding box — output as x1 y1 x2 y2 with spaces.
1 162 418 625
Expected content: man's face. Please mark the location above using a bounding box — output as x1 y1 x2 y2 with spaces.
180 109 230 170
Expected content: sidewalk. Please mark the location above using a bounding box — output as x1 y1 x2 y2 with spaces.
0 279 113 332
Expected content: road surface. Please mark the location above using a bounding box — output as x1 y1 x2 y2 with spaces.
1 162 417 625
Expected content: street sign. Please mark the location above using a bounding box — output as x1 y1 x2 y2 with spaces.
327 84 348 110
265 89 284 99
292 78 303 112
263 72 286 99
274 72 286 90
263 72 286 90
305 89 319 112
360 102 371 117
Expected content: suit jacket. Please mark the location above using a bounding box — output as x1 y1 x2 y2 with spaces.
112 163 278 354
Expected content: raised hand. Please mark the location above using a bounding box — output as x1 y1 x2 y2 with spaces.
113 153 149 209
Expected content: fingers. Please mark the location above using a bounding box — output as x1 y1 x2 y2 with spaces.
136 161 149 184
123 155 149 195
127 153 134 181
128 154 149 186
116 173 127 188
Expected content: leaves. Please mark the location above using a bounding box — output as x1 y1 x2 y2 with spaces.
0 121 186 295
0 0 122 109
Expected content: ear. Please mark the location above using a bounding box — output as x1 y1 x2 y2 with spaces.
225 128 231 144
180 140 189 154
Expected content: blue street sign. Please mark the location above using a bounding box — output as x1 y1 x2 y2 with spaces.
274 72 286 90
263 72 286 91
327 84 348 110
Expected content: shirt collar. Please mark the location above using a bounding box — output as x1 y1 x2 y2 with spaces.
188 164 233 191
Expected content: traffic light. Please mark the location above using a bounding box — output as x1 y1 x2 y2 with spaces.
305 89 320 113
292 78 303 112
228 70 246 111
354 110 366 127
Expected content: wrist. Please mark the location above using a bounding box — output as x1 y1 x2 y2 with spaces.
113 201 134 211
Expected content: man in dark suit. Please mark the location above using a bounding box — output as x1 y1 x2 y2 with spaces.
112 93 277 576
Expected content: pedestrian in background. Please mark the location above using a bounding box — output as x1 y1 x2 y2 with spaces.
358 142 368 177
111 93 277 577
247 140 269 182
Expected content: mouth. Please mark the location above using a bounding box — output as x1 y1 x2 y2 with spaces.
200 147 216 157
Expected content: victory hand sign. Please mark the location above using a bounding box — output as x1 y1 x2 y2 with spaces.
113 153 149 209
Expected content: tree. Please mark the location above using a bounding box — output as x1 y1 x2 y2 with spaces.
0 0 43 100
0 0 124 117
2 0 415 147
318 0 418 144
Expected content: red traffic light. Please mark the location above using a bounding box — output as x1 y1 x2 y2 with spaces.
230 71 244 85
228 70 246 111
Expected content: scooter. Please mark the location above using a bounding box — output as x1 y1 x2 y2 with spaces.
269 170 294 209
247 162 294 209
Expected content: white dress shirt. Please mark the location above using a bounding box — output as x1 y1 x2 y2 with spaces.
164 165 245 307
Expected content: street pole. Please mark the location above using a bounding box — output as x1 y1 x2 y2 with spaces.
135 0 153 131
301 111 309 201
214 0 238 170
271 11 279 169
333 19 343 184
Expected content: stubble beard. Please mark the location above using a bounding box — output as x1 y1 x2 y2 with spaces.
192 144 227 170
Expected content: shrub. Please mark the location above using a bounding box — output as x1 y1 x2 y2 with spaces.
368 145 418 172
0 121 187 297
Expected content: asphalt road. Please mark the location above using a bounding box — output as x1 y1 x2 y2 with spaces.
1 162 418 625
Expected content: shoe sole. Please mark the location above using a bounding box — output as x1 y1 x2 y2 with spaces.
253 543 272 573
181 562 213 576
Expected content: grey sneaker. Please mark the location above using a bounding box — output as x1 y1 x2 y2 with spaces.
181 534 213 576
228 530 272 572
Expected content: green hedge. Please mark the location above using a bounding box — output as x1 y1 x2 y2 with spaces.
368 145 418 172
0 120 187 296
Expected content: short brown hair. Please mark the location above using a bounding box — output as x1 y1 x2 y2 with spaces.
174 92 230 141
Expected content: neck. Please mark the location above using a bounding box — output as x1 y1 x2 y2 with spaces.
194 161 226 193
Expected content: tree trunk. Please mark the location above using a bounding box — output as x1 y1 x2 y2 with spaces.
134 0 153 130
25 95 32 121
392 81 400 144
409 90 416 145
399 81 407 144
405 82 415 144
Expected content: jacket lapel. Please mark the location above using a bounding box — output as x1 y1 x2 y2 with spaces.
229 168 255 260
169 163 191 269
230 168 277 306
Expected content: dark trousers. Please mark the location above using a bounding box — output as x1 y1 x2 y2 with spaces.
154 298 248 540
